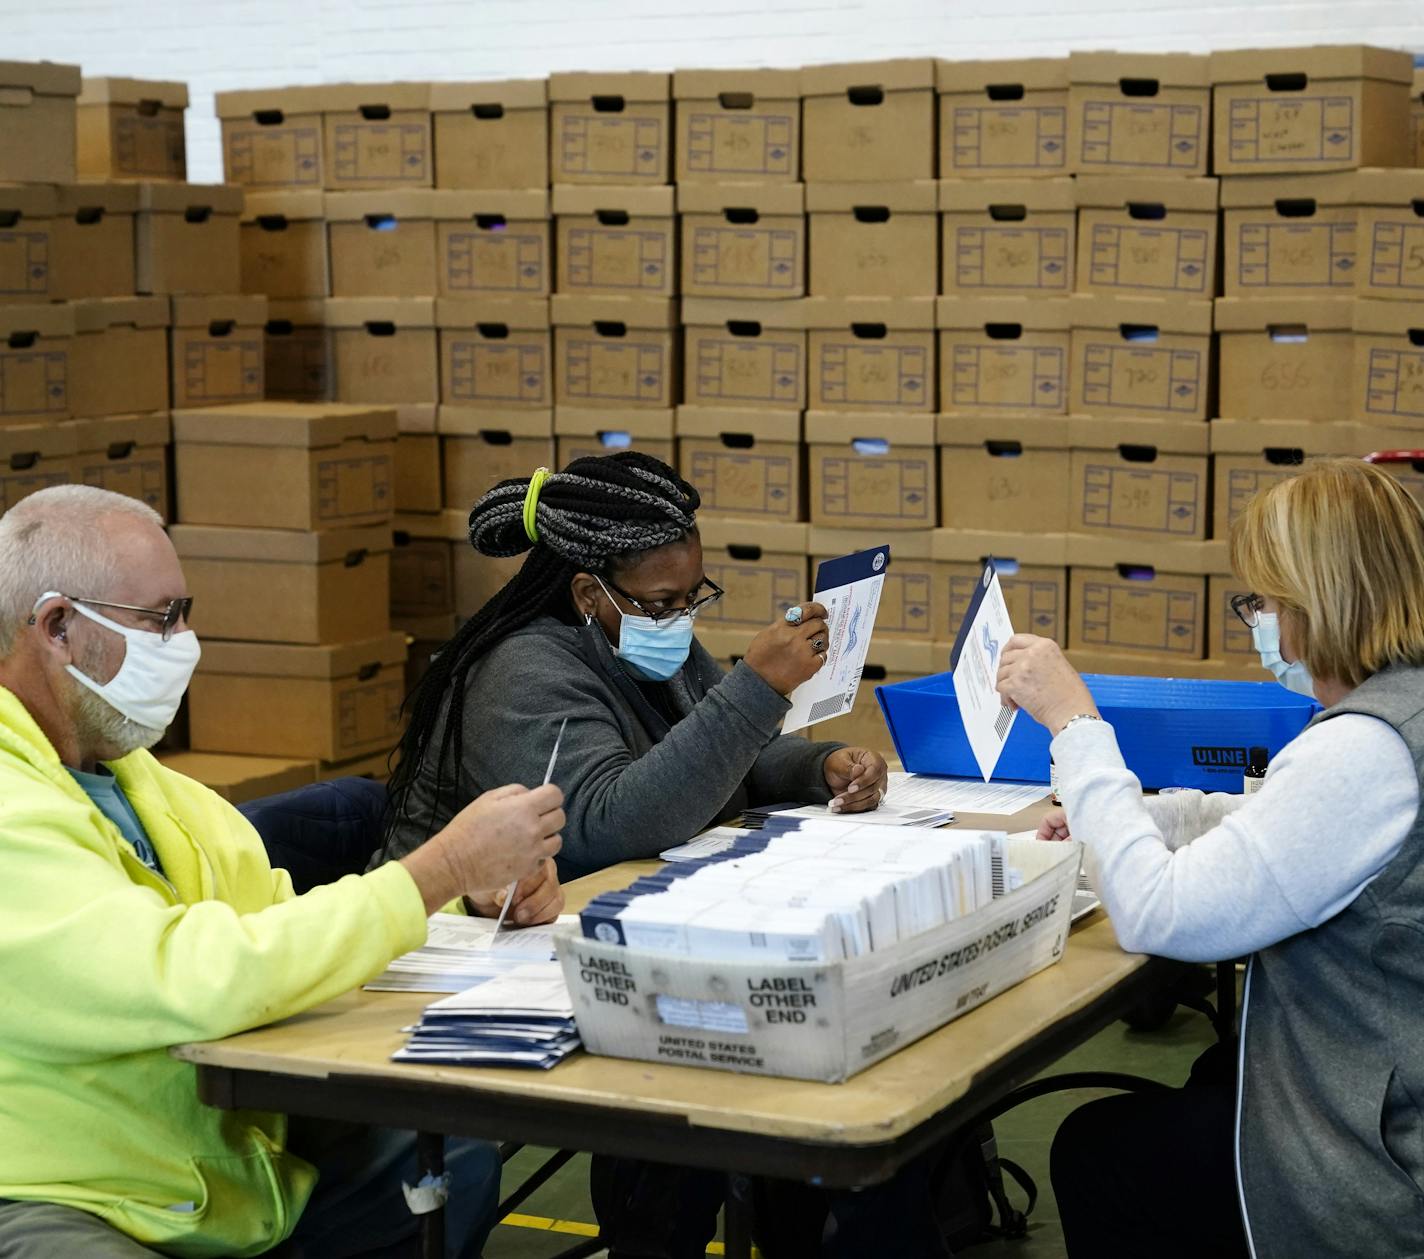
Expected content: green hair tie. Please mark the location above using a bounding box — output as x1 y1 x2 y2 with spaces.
523 467 552 543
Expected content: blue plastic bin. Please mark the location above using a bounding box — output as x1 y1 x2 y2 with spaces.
876 672 1320 791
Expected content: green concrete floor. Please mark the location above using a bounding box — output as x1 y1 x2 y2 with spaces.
484 988 1221 1258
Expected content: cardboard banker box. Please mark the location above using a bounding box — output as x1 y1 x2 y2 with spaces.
802 60 936 183
934 529 1069 646
1075 176 1218 298
134 182 243 296
70 297 170 419
681 298 806 410
0 185 56 306
1068 536 1209 660
1069 294 1212 422
169 295 266 410
69 411 171 520
0 60 80 185
438 297 551 410
1068 416 1209 543
805 298 935 413
318 83 433 191
326 190 437 299
806 410 937 531
240 191 329 300
1067 52 1210 177
554 186 676 298
939 177 1076 296
1215 296 1354 422
549 72 671 187
77 77 188 181
434 190 551 299
328 297 439 406
555 405 675 469
552 296 679 410
678 183 805 300
1220 172 1358 298
156 752 317 806
936 58 1069 179
696 519 809 628
1355 169 1424 302
391 403 439 514
391 512 457 620
52 183 140 300
188 632 407 762
1209 418 1358 537
811 525 935 639
0 422 75 513
677 406 803 523
0 303 74 426
438 406 554 511
1211 46 1414 176
673 68 800 184
807 181 938 299
216 86 327 189
170 523 392 647
937 414 1071 533
173 401 396 532
431 79 548 191
937 296 1070 415
1353 300 1424 426
265 299 333 403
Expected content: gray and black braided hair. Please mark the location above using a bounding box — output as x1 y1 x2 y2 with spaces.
386 452 700 837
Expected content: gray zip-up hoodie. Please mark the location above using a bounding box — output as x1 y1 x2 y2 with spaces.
382 616 843 880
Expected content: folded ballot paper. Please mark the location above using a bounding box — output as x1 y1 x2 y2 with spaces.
366 912 579 994
585 825 1018 964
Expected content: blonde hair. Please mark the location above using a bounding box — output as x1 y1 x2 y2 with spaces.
1230 459 1424 689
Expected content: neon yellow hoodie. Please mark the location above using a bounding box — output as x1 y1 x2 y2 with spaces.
0 686 428 1256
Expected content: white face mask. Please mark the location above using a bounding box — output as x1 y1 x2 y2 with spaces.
1250 612 1315 698
57 599 201 732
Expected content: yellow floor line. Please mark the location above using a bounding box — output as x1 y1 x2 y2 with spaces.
497 1211 758 1256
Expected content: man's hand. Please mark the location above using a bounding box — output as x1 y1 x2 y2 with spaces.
401 784 565 916
1037 808 1071 843
824 747 889 814
995 634 1098 736
467 858 565 926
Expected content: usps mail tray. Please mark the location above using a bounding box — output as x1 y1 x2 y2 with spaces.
555 838 1078 1083
877 672 1319 790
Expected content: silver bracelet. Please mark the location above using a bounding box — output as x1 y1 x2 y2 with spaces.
1057 713 1105 737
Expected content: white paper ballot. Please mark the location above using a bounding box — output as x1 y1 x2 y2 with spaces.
887 772 1048 816
782 545 889 735
949 563 1019 782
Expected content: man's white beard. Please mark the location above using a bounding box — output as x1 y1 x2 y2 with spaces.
68 644 165 760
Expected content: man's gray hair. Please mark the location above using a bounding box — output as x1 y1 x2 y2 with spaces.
0 486 164 655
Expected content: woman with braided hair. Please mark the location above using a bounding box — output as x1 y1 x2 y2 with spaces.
381 452 888 902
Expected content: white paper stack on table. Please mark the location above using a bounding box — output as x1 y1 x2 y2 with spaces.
740 799 954 830
366 912 578 994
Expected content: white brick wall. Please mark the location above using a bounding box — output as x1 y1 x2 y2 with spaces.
10 0 1424 182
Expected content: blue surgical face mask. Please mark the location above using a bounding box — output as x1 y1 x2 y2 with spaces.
1251 612 1316 698
595 577 694 683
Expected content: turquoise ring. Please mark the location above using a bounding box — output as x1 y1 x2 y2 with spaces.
784 606 804 625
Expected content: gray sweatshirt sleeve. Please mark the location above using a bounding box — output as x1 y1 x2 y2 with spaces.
464 635 807 869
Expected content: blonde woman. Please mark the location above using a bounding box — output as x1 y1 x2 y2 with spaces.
996 459 1424 1259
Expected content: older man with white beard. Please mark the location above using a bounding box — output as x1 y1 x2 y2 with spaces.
0 485 567 1258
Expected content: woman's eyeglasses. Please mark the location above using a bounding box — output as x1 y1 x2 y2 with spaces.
601 576 725 625
1230 592 1266 629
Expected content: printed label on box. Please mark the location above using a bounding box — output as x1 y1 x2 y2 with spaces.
1365 348 1424 420
337 678 404 753
689 450 793 516
315 454 393 523
1237 222 1355 290
566 228 669 291
563 339 666 402
952 105 1067 171
1089 224 1209 294
685 112 794 176
0 466 66 511
114 114 184 176
1080 581 1199 653
1080 464 1200 535
0 231 49 298
952 345 1064 410
450 340 548 404
1369 222 1424 294
332 122 428 184
701 558 803 625
876 569 932 634
1080 102 1203 170
77 454 165 512
950 573 1061 638
228 125 322 187
183 339 263 404
267 330 330 401
1228 96 1355 166
692 226 799 292
561 116 663 178
1081 343 1201 414
953 226 1070 290
694 338 802 404
444 230 546 293
0 348 68 417
819 344 928 408
820 456 931 522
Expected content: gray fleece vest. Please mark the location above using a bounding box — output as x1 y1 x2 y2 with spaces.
1239 665 1424 1259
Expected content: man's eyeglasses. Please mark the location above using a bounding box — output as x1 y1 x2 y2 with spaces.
31 593 194 642
1230 592 1266 629
600 575 724 625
